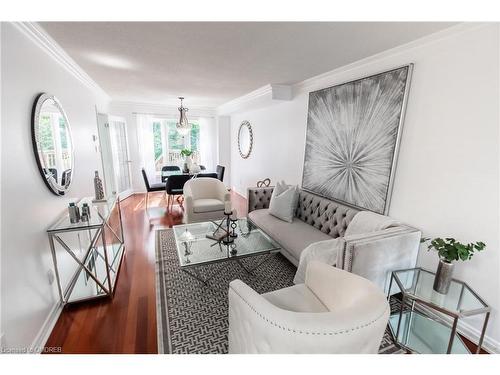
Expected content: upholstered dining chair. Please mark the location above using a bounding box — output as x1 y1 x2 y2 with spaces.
141 168 165 211
161 165 181 173
165 174 193 211
195 172 217 179
161 165 181 183
216 165 225 182
183 177 230 223
228 261 390 354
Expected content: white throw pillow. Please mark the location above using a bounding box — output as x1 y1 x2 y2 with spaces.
268 181 299 223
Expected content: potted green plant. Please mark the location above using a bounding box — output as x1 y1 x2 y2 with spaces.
180 148 193 173
421 237 485 294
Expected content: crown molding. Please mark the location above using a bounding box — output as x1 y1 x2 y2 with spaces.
12 22 110 100
215 24 487 116
216 84 292 115
110 100 217 118
293 22 490 95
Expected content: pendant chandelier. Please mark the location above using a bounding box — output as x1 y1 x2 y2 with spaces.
176 97 191 135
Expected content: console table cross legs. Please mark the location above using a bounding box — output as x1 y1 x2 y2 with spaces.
52 233 111 297
46 196 125 305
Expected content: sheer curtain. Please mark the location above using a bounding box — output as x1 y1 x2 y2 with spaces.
198 117 217 171
136 114 156 182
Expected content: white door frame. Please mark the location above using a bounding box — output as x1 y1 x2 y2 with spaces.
97 113 134 200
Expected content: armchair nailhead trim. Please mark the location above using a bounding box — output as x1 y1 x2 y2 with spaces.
230 287 389 336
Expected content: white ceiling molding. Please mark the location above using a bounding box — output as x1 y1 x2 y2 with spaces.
292 22 487 95
216 84 292 115
215 23 486 115
110 100 217 118
12 22 110 100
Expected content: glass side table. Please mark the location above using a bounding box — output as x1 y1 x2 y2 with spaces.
388 268 490 354
47 195 125 305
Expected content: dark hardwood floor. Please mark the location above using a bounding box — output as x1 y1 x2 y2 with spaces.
44 190 247 354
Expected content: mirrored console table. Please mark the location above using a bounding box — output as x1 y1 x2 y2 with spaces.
47 195 125 305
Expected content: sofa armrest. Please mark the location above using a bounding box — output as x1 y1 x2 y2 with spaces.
247 187 274 213
338 226 421 293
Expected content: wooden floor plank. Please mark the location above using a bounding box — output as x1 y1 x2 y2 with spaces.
44 190 246 354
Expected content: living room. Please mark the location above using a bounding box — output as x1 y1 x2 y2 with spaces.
1 1 500 372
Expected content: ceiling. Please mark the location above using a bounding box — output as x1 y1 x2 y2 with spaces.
40 22 456 107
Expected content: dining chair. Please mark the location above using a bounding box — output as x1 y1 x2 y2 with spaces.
162 165 181 173
216 165 225 182
161 165 181 182
196 172 218 179
141 168 165 211
44 168 58 182
165 174 193 211
61 169 72 188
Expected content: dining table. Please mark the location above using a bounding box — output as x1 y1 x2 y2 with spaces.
161 170 217 183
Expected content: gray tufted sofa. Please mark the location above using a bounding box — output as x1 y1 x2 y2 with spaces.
247 187 421 292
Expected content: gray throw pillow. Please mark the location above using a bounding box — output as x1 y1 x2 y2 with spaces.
268 181 299 223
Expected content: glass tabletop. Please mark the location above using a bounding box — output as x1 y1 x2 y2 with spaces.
173 218 280 267
161 170 182 177
392 268 489 316
389 310 469 354
47 194 118 232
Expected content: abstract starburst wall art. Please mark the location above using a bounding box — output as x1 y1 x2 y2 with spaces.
302 65 413 214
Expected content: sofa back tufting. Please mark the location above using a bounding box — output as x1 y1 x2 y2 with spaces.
247 186 359 238
295 190 359 238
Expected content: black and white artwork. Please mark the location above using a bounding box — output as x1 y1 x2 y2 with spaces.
302 65 412 214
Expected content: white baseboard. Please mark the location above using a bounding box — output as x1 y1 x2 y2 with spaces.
30 302 63 353
458 319 499 354
231 186 247 199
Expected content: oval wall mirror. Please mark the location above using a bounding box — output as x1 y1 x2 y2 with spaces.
238 120 253 159
31 93 74 196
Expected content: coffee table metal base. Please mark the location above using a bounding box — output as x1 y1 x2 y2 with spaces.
181 252 278 285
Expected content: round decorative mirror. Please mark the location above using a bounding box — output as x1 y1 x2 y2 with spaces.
238 120 253 159
31 93 74 196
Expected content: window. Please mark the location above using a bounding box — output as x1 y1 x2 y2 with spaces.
151 119 201 174
38 113 71 170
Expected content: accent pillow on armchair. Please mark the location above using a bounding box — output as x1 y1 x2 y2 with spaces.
268 180 299 223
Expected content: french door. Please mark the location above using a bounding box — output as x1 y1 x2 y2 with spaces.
97 114 133 199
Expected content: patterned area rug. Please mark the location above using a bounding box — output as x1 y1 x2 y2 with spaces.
155 228 404 354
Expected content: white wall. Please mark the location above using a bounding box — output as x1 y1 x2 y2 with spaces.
216 116 231 186
228 23 500 351
0 23 109 350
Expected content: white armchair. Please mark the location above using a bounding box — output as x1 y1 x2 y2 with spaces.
183 177 230 223
228 261 389 354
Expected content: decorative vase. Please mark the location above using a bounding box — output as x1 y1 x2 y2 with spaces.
181 155 192 173
433 259 454 294
190 163 201 174
93 170 105 201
